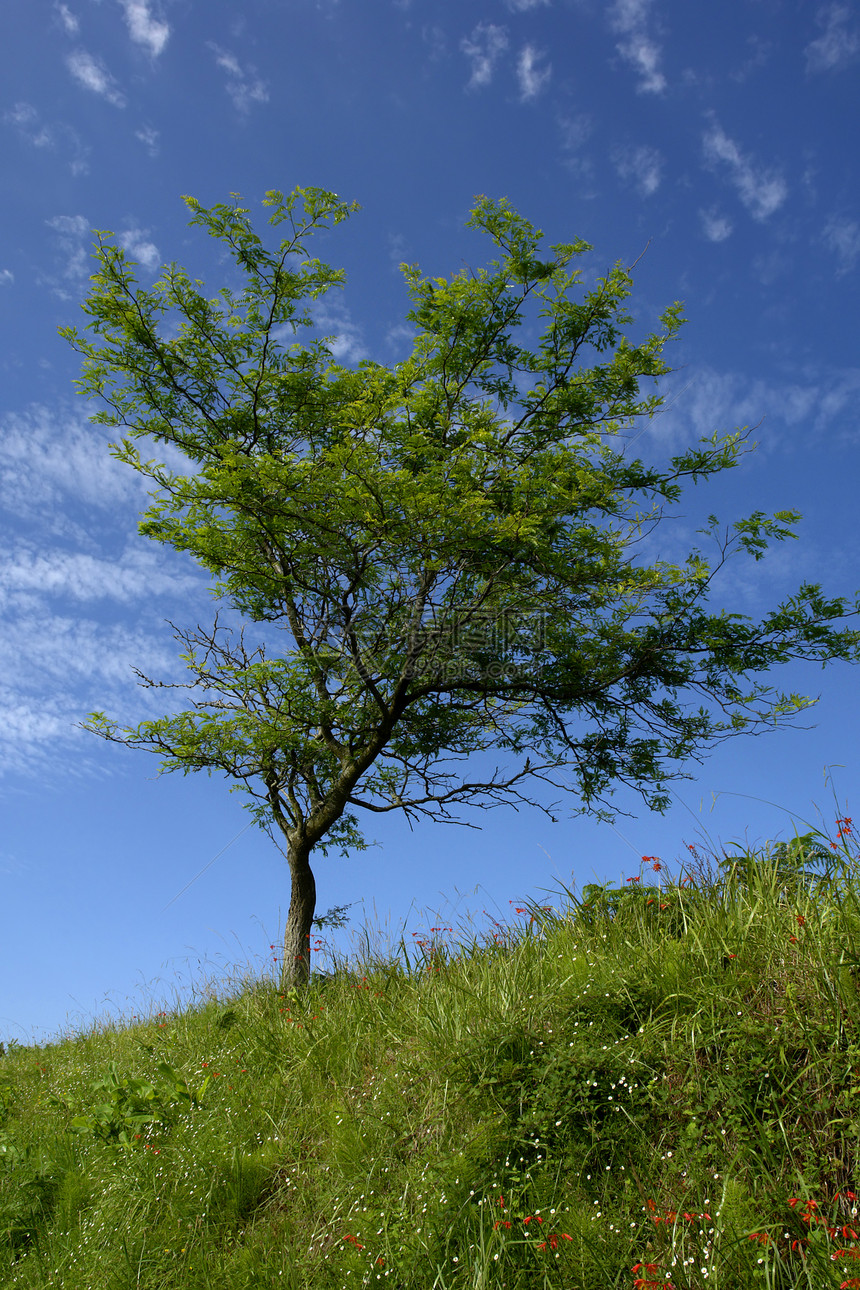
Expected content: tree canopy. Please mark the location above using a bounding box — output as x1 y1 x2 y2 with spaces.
63 186 860 982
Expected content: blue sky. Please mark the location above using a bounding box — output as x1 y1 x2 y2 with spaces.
2 0 859 1043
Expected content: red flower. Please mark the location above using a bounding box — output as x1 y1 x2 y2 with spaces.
538 1233 572 1249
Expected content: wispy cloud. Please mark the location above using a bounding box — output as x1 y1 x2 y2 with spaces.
0 613 186 778
557 113 595 190
652 364 860 456
209 45 269 112
119 228 160 270
55 2 79 34
315 300 368 365
44 215 91 296
504 0 550 10
135 125 160 156
823 215 860 274
420 25 447 60
461 23 509 89
613 143 663 196
609 0 666 94
66 49 126 107
516 44 551 100
805 3 860 72
4 101 89 175
702 119 787 221
0 270 13 287
0 397 213 783
0 545 199 610
118 0 170 57
699 207 733 242
0 406 142 523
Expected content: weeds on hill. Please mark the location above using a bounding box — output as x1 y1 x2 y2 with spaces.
1 818 860 1288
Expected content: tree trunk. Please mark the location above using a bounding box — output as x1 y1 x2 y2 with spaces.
281 841 317 987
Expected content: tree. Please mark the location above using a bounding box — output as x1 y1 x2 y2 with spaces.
63 186 859 984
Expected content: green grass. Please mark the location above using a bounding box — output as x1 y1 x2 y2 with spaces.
3 822 860 1289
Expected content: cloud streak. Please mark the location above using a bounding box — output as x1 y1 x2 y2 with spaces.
66 49 126 106
609 0 666 93
699 208 733 242
55 2 79 35
209 45 269 112
516 44 551 100
314 300 369 365
119 228 161 270
0 406 142 523
5 101 89 174
805 3 860 72
823 215 860 274
118 0 170 57
0 545 200 610
461 23 509 89
702 120 787 221
613 143 663 195
650 363 860 456
44 215 92 295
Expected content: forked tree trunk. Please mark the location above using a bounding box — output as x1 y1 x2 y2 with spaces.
281 841 317 987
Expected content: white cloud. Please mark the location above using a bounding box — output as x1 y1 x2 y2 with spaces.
55 2 79 34
421 25 447 60
118 0 170 57
823 215 860 273
0 270 13 287
135 125 160 156
4 102 89 175
315 300 368 365
557 113 595 188
702 120 787 221
461 23 509 89
516 44 551 100
609 0 666 94
558 112 591 153
0 545 200 609
5 102 41 134
0 406 142 521
700 207 733 242
613 143 663 196
0 614 186 778
119 228 161 270
649 364 860 455
504 0 550 10
66 49 126 107
45 214 91 293
805 3 860 72
209 45 269 112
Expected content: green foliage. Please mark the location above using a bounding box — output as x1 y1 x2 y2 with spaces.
62 186 860 983
3 825 860 1286
66 1060 209 1146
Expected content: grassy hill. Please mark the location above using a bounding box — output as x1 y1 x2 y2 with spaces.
2 825 860 1289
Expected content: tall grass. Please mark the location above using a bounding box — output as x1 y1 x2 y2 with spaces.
2 820 860 1289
